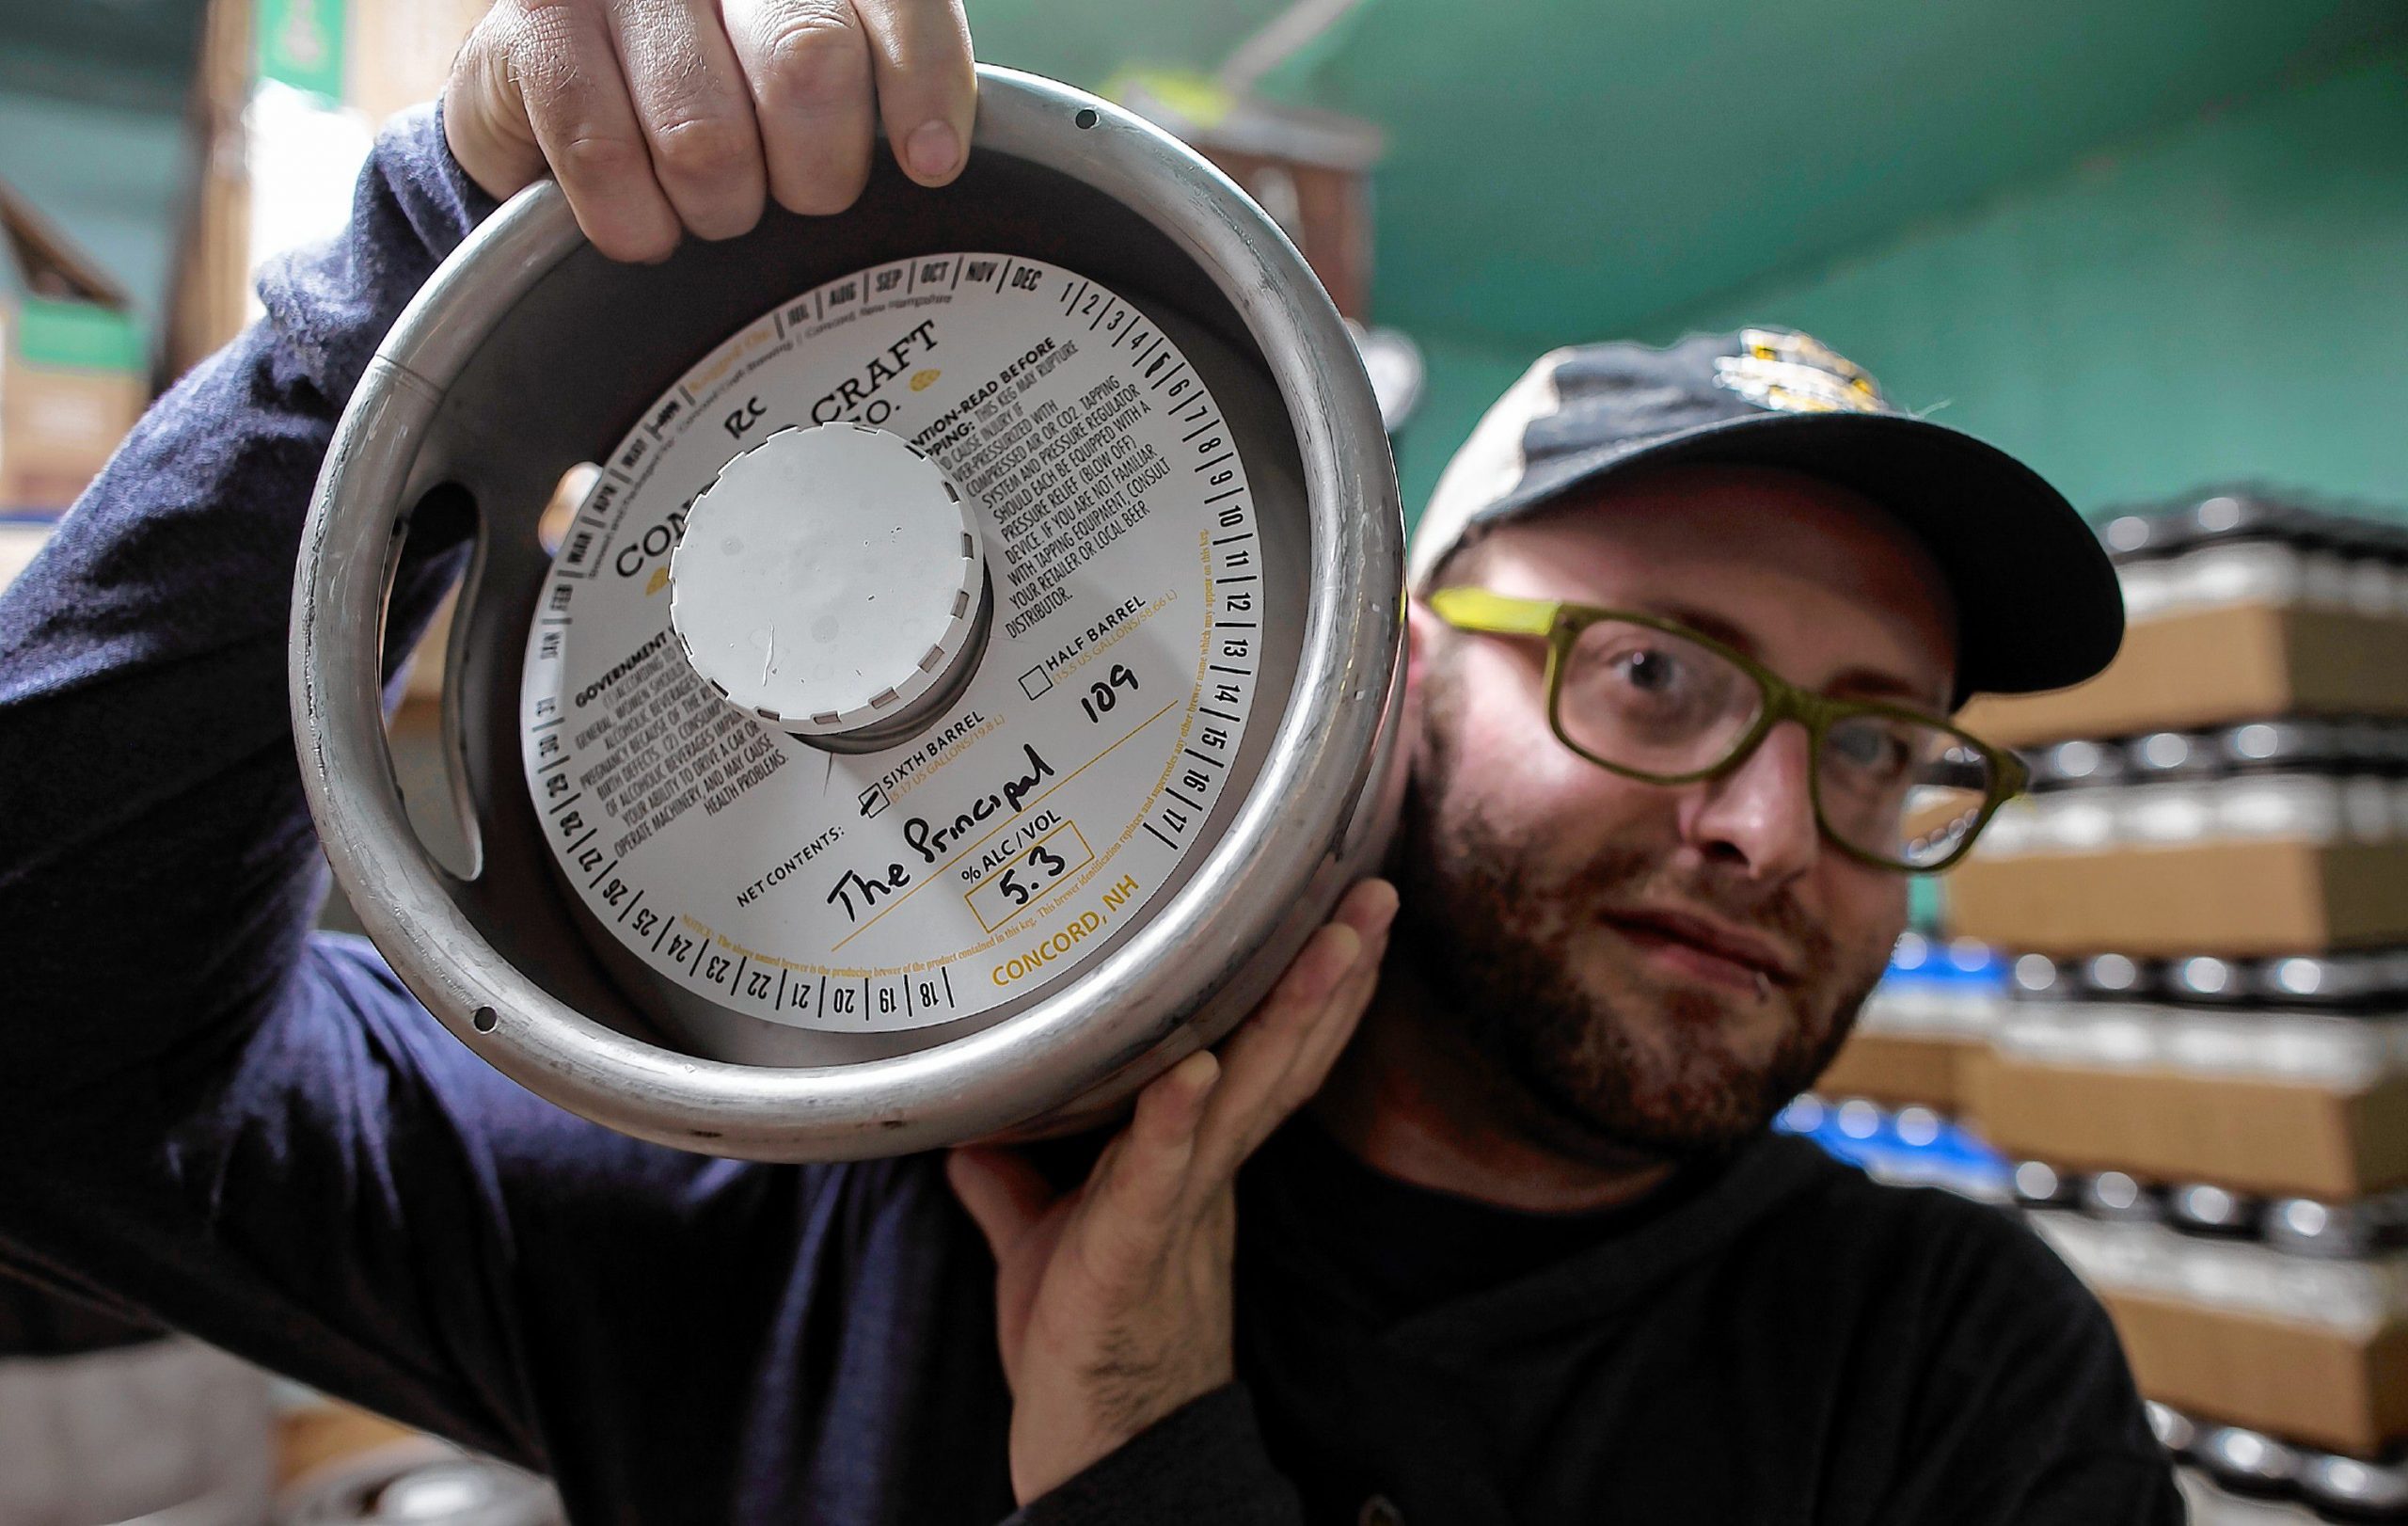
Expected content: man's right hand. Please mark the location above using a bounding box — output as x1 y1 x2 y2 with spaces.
443 0 977 263
948 880 1400 1504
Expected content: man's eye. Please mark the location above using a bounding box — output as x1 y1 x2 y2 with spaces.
1608 646 1687 695
1831 724 1910 775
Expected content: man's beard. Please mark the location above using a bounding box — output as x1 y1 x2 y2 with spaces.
1393 710 1887 1164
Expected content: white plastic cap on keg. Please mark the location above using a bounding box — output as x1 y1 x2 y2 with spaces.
669 422 985 739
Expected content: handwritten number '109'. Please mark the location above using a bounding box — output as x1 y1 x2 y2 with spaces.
1079 663 1141 723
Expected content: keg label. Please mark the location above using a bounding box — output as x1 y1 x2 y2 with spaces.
520 256 1262 1030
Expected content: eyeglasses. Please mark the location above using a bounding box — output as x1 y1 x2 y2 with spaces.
1426 588 2026 873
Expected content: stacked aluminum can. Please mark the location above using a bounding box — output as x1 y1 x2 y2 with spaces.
1948 491 2408 1518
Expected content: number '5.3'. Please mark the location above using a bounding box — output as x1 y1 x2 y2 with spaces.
996 841 1070 907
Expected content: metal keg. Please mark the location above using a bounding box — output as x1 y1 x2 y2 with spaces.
291 68 1403 1161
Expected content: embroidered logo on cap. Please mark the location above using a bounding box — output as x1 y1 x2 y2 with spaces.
1711 328 1893 416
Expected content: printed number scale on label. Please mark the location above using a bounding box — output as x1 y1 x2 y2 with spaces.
518 255 1263 1032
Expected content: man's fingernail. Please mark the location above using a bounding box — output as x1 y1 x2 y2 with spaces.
1175 1049 1221 1095
906 120 959 181
1331 926 1365 969
1358 882 1399 931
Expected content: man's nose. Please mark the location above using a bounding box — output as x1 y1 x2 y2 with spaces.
1680 720 1820 882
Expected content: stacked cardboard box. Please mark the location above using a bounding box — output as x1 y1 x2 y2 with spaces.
2015 1161 2408 1515
1949 489 2408 1498
0 176 150 596
1109 72 1384 322
1817 932 2005 1115
1953 493 2408 958
0 179 149 517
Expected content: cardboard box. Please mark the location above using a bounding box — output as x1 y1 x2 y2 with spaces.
276 1399 419 1488
1 357 145 510
343 0 493 126
253 0 488 119
168 0 490 377
2102 1290 2408 1455
0 515 52 595
1111 72 1383 319
1959 603 2408 748
0 183 148 511
1815 1030 1981 1113
1968 1054 2408 1200
1948 840 2408 956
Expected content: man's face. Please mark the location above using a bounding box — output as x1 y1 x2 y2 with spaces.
1398 463 1957 1161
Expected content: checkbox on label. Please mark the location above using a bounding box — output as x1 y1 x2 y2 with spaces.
858 784 891 819
1019 666 1053 700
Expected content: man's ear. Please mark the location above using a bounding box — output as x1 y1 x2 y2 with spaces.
1402 595 1438 705
1398 596 1440 768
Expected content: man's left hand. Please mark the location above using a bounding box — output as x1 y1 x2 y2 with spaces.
947 878 1398 1504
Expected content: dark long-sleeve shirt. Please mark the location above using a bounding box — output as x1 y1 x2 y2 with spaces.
0 105 2182 1526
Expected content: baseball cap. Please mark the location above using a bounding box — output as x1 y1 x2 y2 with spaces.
1407 326 2125 701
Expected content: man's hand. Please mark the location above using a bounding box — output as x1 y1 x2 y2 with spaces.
443 0 977 262
948 879 1399 1504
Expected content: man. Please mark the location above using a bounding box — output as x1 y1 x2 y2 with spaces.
0 1 2178 1521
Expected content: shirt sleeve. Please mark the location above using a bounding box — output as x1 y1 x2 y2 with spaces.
1007 1383 1307 1526
0 104 844 1504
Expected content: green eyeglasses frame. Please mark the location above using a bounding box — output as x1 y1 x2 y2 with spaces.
1425 587 2028 874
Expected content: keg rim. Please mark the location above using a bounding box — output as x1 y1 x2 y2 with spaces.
291 67 1402 1158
